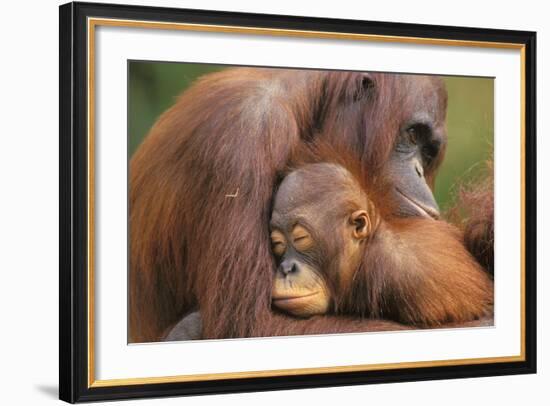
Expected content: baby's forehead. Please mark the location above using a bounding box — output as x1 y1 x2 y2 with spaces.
273 163 359 210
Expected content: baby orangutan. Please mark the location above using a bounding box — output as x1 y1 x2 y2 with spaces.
164 162 493 340
269 162 376 318
269 162 493 325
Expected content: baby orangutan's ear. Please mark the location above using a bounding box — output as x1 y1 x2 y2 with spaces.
349 210 371 240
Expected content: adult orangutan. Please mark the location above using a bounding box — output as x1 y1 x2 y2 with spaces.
130 67 459 343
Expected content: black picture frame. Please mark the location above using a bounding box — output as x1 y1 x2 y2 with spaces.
59 1 537 403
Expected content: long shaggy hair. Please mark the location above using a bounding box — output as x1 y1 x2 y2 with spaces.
447 161 494 276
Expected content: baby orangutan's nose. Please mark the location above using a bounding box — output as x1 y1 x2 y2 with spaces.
278 260 298 276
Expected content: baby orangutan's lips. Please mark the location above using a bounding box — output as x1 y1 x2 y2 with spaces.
272 291 319 307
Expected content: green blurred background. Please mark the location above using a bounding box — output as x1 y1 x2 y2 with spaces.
128 62 493 211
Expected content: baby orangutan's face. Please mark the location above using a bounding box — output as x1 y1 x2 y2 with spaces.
269 164 372 318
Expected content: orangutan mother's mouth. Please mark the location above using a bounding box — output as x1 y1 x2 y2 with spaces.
395 188 440 220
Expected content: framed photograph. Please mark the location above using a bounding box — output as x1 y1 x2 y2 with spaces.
59 1 536 403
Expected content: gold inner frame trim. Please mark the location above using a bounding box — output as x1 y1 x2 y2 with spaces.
86 17 527 388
